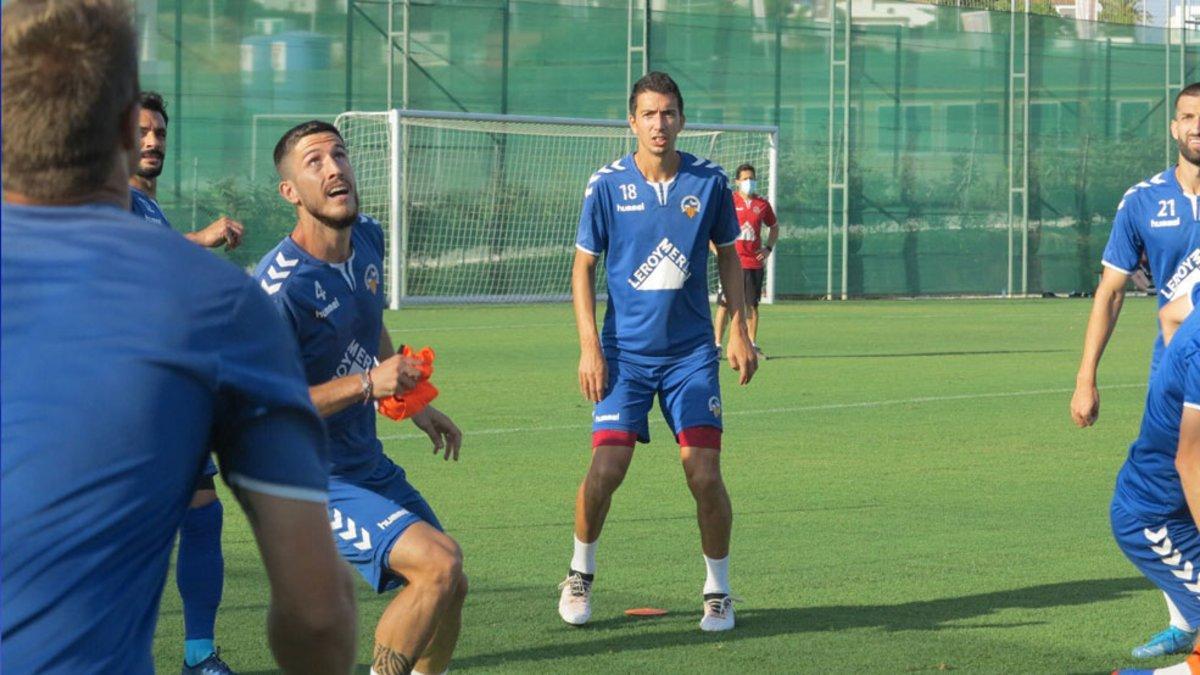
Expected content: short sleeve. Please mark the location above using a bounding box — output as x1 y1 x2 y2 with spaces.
762 200 778 227
575 178 607 256
712 182 740 247
1185 348 1200 412
211 280 328 502
1101 198 1141 275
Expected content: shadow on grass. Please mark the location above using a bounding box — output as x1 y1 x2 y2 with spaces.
767 348 1070 361
447 576 1147 670
236 577 1149 673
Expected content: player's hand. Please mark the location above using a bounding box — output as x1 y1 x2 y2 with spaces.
193 215 245 251
726 333 758 385
369 354 423 399
1070 383 1100 427
579 346 608 403
410 405 462 461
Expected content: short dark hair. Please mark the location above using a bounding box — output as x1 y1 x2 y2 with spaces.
139 91 168 126
628 71 684 116
1177 83 1200 110
3 0 139 200
735 163 756 179
273 120 343 173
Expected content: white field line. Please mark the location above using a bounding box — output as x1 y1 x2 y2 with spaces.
378 382 1146 442
386 321 566 334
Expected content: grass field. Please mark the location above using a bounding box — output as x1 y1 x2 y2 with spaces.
152 297 1175 673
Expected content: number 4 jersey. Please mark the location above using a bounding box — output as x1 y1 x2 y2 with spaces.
575 151 739 364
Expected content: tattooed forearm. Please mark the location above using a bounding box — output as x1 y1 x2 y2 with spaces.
372 644 414 675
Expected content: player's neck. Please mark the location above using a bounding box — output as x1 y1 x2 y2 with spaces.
1177 158 1200 196
129 175 157 200
634 148 679 183
7 172 130 210
292 212 353 263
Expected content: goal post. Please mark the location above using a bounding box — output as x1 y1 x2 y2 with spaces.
334 109 779 308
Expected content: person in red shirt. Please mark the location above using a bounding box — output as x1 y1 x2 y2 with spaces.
714 163 778 357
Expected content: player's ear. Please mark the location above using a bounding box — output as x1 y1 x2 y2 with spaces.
278 179 301 207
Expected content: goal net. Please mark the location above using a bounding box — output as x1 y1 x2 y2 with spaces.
335 109 778 308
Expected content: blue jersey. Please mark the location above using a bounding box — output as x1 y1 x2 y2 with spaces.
1114 283 1200 518
1 202 328 674
575 152 739 363
129 186 170 227
255 215 388 481
1103 167 1200 369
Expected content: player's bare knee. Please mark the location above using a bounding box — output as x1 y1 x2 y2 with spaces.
588 459 630 493
685 467 724 499
416 540 463 596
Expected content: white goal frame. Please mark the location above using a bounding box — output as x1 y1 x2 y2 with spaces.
335 108 779 309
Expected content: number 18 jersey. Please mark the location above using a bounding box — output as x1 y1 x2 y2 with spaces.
575 151 739 364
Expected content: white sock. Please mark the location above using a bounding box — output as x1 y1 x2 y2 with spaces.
571 535 596 575
1166 591 1195 631
412 670 448 675
1154 661 1195 674
703 555 730 595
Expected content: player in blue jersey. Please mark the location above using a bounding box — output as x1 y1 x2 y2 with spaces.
257 120 466 675
1110 282 1200 675
558 72 758 632
0 2 356 673
130 91 245 251
1072 82 1200 658
126 90 249 675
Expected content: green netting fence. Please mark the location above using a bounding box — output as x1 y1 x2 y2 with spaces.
138 0 1200 298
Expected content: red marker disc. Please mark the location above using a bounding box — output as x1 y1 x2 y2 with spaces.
624 607 668 617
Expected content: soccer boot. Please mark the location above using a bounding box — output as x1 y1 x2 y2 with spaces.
699 593 735 632
182 648 235 675
558 570 593 626
1131 625 1198 659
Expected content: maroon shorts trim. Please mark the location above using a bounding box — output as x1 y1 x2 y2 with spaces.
592 429 638 449
675 425 722 450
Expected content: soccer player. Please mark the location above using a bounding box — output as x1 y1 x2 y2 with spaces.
1071 82 1200 658
713 162 778 357
130 91 245 252
127 89 244 674
559 71 758 632
1110 282 1200 675
0 2 356 674
256 120 466 675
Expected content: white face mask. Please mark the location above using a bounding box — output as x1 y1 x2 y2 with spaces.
738 178 756 195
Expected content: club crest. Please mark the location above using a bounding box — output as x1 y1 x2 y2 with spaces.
681 195 701 218
708 395 722 419
365 264 380 295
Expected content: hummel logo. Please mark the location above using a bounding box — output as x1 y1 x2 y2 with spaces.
330 508 372 551
617 203 646 213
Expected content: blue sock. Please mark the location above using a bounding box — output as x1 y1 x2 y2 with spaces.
184 639 216 668
177 499 224 666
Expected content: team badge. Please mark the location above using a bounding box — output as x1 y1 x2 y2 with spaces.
708 395 722 419
365 264 380 295
681 195 701 218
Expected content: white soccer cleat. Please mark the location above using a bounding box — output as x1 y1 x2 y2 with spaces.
699 594 735 632
558 571 593 626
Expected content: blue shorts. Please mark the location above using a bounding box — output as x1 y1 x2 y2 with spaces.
1112 498 1200 627
201 454 217 478
592 353 723 444
328 457 442 593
